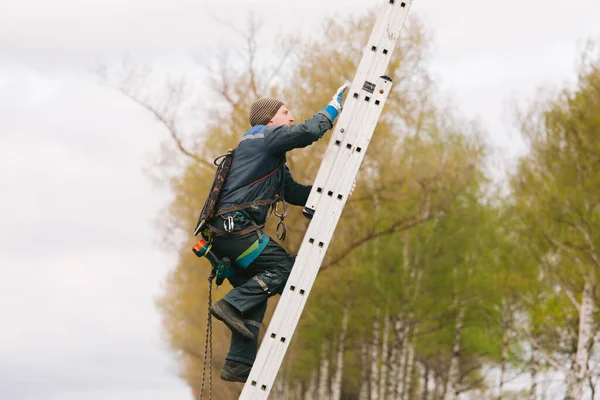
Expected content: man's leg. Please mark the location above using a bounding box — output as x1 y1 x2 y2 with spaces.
220 300 268 382
218 239 295 382
223 239 295 314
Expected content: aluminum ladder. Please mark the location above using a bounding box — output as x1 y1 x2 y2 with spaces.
239 1 413 397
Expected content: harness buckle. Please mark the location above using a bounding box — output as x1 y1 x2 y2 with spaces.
224 215 235 233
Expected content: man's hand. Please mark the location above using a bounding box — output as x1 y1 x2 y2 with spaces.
329 82 350 112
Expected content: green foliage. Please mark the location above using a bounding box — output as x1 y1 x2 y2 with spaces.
507 40 600 388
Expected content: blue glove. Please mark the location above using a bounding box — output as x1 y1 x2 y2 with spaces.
324 82 350 120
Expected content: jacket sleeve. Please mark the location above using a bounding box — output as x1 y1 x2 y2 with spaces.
283 164 312 206
263 111 333 154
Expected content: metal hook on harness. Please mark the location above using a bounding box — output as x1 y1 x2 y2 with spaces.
272 199 287 241
276 219 287 241
274 198 287 219
224 215 235 233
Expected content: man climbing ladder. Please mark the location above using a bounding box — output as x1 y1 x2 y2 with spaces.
194 84 350 382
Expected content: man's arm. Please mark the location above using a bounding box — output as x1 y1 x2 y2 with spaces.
282 164 312 206
263 111 333 154
263 83 349 154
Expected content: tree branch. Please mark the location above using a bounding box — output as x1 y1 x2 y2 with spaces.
123 91 213 168
563 287 582 310
321 211 443 270
522 330 570 375
576 221 600 267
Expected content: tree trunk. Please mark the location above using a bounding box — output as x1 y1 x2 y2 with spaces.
403 322 417 400
435 373 446 400
499 307 510 400
371 314 381 400
380 313 391 400
390 316 404 398
318 342 330 400
530 349 538 400
331 304 350 400
565 278 596 399
273 375 285 399
422 363 430 400
306 370 318 400
444 305 465 400
395 319 409 400
360 336 370 400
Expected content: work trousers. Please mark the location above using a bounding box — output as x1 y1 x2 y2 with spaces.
210 213 295 365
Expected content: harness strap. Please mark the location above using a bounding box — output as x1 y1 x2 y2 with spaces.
207 223 266 237
215 199 277 217
211 165 288 240
236 235 270 269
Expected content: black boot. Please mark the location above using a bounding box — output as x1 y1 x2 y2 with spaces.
221 360 252 382
210 299 254 340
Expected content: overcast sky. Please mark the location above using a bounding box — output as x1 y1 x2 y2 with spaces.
1 0 599 399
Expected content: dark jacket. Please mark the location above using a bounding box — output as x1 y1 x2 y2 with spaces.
216 110 334 225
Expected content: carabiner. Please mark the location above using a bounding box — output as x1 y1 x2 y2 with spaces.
276 220 287 241
274 199 287 219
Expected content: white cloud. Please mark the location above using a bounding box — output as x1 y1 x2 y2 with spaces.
0 73 186 399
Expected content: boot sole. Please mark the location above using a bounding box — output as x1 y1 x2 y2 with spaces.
220 369 249 383
210 303 255 340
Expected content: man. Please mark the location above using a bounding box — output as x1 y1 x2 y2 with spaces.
207 82 349 382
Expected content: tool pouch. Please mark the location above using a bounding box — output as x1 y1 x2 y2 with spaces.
192 237 233 286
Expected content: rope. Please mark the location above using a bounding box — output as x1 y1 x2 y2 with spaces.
199 271 215 400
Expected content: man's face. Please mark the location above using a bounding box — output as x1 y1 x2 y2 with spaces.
267 105 295 127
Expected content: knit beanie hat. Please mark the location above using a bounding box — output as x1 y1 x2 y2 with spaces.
249 97 284 127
